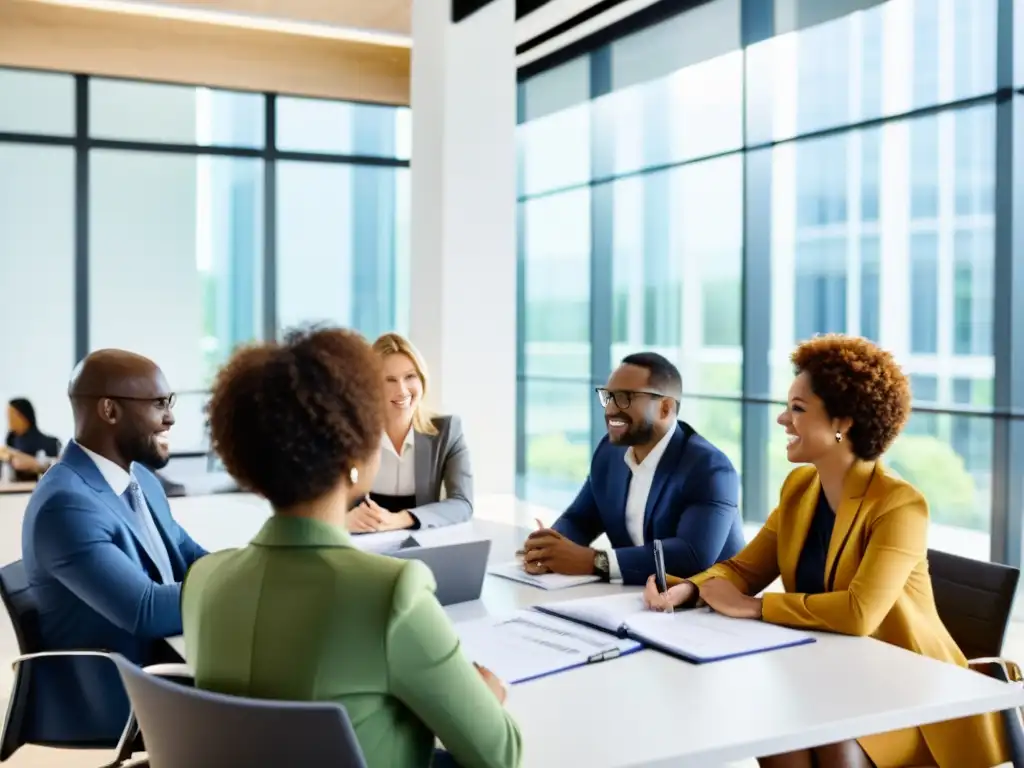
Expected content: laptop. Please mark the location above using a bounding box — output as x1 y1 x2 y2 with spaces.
390 537 492 606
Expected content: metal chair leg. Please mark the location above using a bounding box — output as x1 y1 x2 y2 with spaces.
98 712 139 767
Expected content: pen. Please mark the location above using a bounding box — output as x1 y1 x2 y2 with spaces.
653 539 668 594
587 648 621 663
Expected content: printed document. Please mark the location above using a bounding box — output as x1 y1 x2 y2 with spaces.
456 610 640 684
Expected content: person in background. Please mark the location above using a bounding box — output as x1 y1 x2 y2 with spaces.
3 398 62 481
183 327 522 768
21 350 207 744
346 332 473 533
643 335 1008 768
521 352 744 586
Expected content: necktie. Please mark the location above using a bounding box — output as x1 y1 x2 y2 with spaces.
125 478 175 584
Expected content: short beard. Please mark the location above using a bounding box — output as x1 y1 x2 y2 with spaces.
611 419 655 446
121 433 169 470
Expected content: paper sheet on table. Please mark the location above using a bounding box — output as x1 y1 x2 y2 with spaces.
350 530 415 554
487 561 601 590
456 610 640 684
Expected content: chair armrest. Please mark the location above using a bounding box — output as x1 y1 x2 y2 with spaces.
968 657 1023 684
9 650 112 670
143 662 193 679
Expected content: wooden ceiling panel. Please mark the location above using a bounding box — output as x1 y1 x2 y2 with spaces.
0 0 410 103
122 0 412 35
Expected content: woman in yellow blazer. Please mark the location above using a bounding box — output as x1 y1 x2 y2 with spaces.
644 334 1008 768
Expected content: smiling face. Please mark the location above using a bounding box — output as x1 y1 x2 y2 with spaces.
381 353 423 423
602 364 672 446
778 371 852 465
111 367 176 469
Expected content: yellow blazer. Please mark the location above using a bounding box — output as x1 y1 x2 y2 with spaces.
683 461 1008 768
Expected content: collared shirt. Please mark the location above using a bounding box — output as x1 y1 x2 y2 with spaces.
607 425 676 583
77 442 174 580
78 442 133 496
371 428 416 496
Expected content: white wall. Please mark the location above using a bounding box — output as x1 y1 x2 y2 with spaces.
410 0 518 496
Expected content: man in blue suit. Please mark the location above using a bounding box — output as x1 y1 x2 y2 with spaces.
20 349 207 744
522 352 743 586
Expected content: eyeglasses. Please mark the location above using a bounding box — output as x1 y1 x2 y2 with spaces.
75 393 177 411
595 388 671 409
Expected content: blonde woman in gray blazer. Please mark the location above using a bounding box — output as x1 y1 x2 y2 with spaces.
346 333 474 532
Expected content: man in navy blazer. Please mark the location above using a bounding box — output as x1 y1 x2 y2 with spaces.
20 349 207 745
522 352 743 586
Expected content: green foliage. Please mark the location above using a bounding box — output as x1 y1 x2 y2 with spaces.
526 432 591 484
885 435 983 530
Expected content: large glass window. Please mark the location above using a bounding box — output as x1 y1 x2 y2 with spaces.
276 96 410 159
517 0 1012 561
277 162 409 338
0 144 75 439
0 69 409 452
0 69 75 136
521 190 591 380
89 79 265 148
89 151 264 451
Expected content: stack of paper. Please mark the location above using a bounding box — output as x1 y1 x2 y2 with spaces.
487 561 601 590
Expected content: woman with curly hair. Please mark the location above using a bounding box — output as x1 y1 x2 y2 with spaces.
643 334 1007 768
180 327 522 768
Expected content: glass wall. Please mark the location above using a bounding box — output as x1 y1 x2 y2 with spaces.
516 0 1024 566
0 69 410 451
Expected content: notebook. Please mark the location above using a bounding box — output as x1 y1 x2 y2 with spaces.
488 561 601 590
534 592 815 663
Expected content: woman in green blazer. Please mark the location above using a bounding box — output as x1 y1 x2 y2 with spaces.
181 327 522 768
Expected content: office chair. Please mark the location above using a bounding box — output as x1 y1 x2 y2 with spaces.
929 548 1024 766
111 654 368 768
0 560 181 767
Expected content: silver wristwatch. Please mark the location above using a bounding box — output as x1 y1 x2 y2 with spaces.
593 550 610 580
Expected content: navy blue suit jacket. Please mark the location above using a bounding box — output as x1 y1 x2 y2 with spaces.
552 421 743 585
20 442 207 744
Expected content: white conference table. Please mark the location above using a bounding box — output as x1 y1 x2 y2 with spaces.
168 518 1024 767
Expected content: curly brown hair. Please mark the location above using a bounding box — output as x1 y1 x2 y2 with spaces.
207 326 384 509
791 334 911 461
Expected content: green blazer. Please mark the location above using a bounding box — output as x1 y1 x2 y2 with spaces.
181 516 523 768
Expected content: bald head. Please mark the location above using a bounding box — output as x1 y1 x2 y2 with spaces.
69 350 162 405
69 349 175 470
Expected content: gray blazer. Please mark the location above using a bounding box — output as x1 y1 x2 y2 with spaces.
412 415 473 528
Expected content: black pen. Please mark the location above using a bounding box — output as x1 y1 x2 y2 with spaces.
654 539 668 594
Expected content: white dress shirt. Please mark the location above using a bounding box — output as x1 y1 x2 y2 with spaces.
607 426 676 583
78 442 133 496
371 428 416 496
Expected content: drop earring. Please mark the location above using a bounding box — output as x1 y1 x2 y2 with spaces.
349 466 359 484
835 431 843 444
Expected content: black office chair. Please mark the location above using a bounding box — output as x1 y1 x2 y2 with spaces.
929 548 1024 766
0 560 142 766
